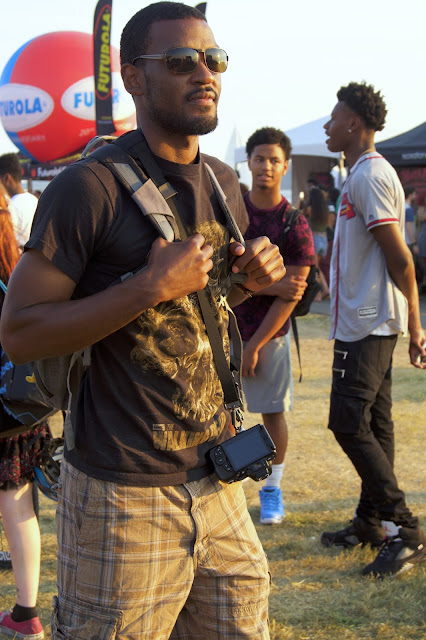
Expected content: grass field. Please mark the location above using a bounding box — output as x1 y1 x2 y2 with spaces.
1 312 425 639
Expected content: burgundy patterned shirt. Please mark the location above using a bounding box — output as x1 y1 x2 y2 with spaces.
234 193 315 340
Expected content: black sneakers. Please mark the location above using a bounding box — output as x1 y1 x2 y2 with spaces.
322 519 426 578
321 517 385 549
362 527 426 579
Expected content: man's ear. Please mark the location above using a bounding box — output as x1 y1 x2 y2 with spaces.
349 114 363 133
121 63 145 97
282 159 289 176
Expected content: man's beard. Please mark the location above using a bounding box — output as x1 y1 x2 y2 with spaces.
149 103 218 136
144 81 218 136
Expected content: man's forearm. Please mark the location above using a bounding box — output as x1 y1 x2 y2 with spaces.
246 298 297 352
254 265 310 300
254 280 290 297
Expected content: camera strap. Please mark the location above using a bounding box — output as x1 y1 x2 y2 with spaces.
111 132 245 427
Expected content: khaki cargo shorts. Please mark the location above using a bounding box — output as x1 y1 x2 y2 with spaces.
52 459 270 639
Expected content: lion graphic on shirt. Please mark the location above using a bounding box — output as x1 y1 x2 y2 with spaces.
130 221 231 450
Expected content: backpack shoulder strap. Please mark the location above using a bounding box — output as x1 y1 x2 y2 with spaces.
279 206 303 382
114 132 179 205
291 316 303 383
282 206 299 242
113 133 247 250
86 141 179 243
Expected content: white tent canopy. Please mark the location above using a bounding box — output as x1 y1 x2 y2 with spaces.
235 116 343 201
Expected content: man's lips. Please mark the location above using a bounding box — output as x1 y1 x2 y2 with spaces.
187 89 217 104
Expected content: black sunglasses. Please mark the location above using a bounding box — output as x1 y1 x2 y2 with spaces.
132 47 228 74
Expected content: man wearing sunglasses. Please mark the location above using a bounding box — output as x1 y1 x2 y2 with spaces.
0 2 284 639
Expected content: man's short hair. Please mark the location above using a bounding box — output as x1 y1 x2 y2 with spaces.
245 127 292 160
0 153 21 182
337 81 387 132
120 1 207 65
404 185 416 199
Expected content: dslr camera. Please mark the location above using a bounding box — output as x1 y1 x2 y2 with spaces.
210 423 276 483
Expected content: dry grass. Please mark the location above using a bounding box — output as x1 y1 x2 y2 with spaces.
1 312 425 640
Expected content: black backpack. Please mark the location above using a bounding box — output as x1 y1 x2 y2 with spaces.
0 280 56 438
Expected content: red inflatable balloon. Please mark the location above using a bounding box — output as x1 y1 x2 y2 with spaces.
0 31 136 162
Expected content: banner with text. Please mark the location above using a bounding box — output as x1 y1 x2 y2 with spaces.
93 0 114 136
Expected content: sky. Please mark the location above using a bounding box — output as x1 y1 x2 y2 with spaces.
1 0 426 168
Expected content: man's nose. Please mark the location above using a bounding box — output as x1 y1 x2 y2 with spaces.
191 54 215 83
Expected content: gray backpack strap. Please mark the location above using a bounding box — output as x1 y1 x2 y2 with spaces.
84 139 179 243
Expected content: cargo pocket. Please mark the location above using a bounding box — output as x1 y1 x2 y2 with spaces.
328 392 366 435
51 594 122 640
330 342 376 435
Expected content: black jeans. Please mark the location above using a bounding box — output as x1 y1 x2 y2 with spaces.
328 334 417 529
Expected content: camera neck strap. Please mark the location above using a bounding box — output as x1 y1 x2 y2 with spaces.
112 132 245 427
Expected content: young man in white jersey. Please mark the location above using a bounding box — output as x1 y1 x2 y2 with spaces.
321 81 426 578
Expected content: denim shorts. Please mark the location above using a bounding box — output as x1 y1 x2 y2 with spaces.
313 232 328 257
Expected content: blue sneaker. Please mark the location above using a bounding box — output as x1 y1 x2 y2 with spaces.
259 486 285 524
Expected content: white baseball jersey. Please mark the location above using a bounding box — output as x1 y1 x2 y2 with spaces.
330 151 408 341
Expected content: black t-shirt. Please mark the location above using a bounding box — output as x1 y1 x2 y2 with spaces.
26 135 248 486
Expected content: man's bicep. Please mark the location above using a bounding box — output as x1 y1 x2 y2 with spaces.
370 222 417 306
370 223 410 270
1 250 80 363
6 249 76 310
